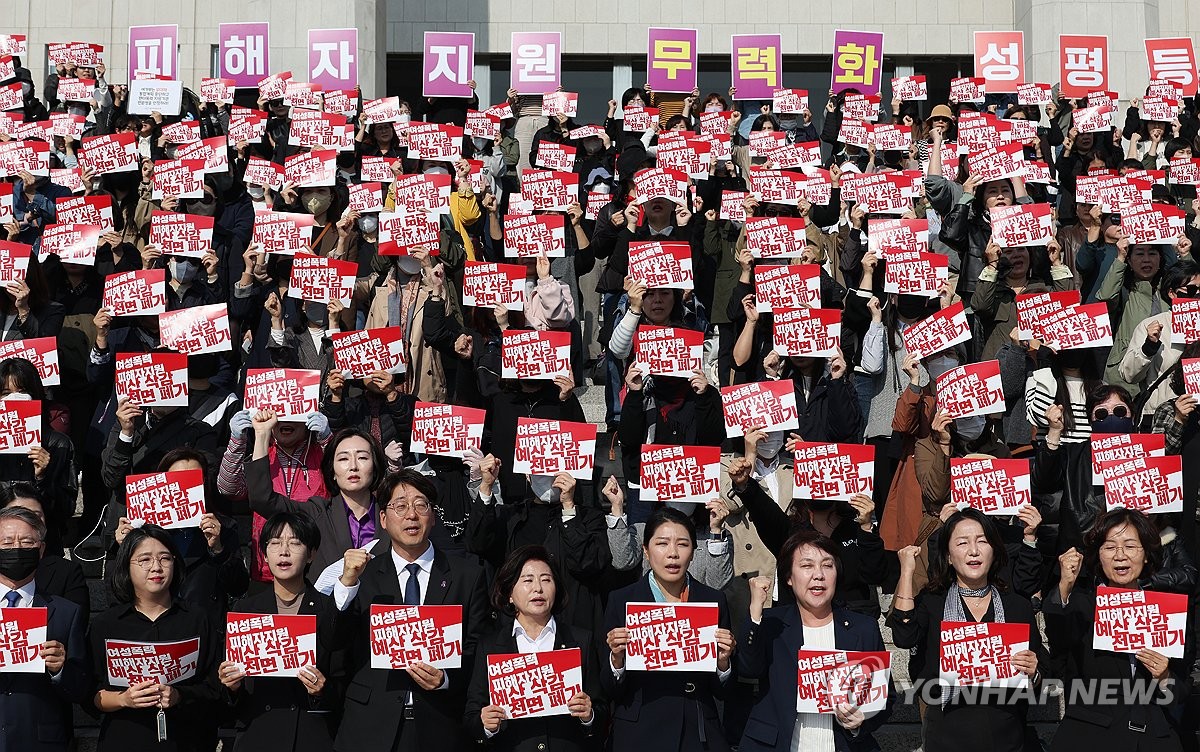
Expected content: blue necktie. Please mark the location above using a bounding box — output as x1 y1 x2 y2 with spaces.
403 564 422 606
4 591 19 608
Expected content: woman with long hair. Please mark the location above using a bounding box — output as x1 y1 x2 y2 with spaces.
1096 240 1169 395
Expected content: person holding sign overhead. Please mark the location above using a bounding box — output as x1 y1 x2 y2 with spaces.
1043 508 1187 752
888 508 1043 752
602 507 736 752
737 530 893 752
331 467 488 752
88 524 223 752
464 544 605 751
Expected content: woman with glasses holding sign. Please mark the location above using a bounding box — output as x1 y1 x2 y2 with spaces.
1044 507 1188 752
736 530 893 752
464 544 604 751
888 508 1043 752
88 524 223 752
218 512 348 752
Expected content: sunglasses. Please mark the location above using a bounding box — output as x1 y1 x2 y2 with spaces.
1092 405 1129 421
1175 284 1200 299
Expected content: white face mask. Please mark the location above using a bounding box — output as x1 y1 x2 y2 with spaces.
2 392 31 401
530 474 557 502
246 184 265 200
705 104 723 113
396 114 411 125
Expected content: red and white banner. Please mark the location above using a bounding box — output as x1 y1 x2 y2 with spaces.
378 211 440 256
159 304 231 356
160 120 201 144
0 607 47 673
755 264 822 313
511 418 596 480
0 241 30 285
541 91 578 118
504 214 566 258
347 182 383 214
750 129 788 157
1169 156 1200 186
57 77 96 103
1173 299 1200 343
773 307 841 357
1183 358 1200 397
243 157 284 190
406 122 463 162
0 400 40 455
1017 82 1053 106
950 458 1031 515
535 141 576 172
148 212 214 259
0 338 58 387
125 468 206 529
393 173 452 216
1015 291 1080 341
623 107 660 132
1060 35 1109 98
226 613 317 678
243 369 320 422
634 326 704 378
633 168 688 205
842 94 881 121
1091 433 1165 480
796 650 891 715
991 203 1053 247
1122 202 1186 245
115 352 188 408
640 444 721 504
79 132 139 174
1097 455 1184 515
950 76 987 104
719 191 749 223
199 77 236 104
370 605 464 669
871 123 912 151
462 261 526 311
501 329 572 381
720 380 800 438
870 218 929 257
892 75 928 101
519 170 578 212
839 171 911 214
936 360 1005 419
38 224 100 265
102 269 166 317
0 140 49 176
360 156 400 184
792 442 875 501
466 110 501 140
151 159 205 200
56 195 113 234
284 149 337 188
1141 96 1180 123
772 88 809 114
253 210 317 256
625 603 719 672
1145 38 1198 97
1093 586 1187 658
745 217 807 259
1039 302 1114 350
968 143 1026 182
975 31 1025 93
332 327 406 378
105 638 200 687
627 241 692 289
411 402 486 459
939 621 1030 688
901 301 973 360
174 136 229 175
883 250 949 297
227 111 268 146
287 253 355 306
488 648 582 720
748 169 807 206
1073 104 1115 133
362 96 405 125
656 139 711 181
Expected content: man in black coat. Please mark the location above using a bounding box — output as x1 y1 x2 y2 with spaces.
331 468 488 752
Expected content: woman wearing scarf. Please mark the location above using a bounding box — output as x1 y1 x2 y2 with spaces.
888 508 1043 752
1044 508 1188 752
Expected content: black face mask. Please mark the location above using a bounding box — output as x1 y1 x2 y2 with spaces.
1092 415 1136 434
896 295 930 320
807 500 838 513
0 547 40 582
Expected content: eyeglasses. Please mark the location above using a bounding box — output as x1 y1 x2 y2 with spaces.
132 554 175 570
1099 543 1143 556
0 537 39 548
387 500 433 516
1092 405 1129 421
265 538 305 552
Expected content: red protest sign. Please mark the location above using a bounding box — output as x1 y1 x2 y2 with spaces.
347 182 383 214
869 218 929 257
882 250 948 297
0 240 30 285
79 132 139 175
360 156 400 183
369 605 464 669
949 76 987 104
1073 104 1115 133
199 77 235 104
839 171 910 214
56 195 113 234
174 136 230 175
488 648 582 720
151 159 205 200
627 241 693 289
1060 35 1109 98
0 400 41 455
1017 82 1053 106
698 110 732 136
991 203 1053 247
633 168 688 206
974 31 1024 93
0 607 47 673
287 253 356 306
462 260 526 311
378 211 440 256
1169 156 1200 185
159 304 231 355
244 369 321 422
253 209 316 256
902 302 974 360
501 330 572 381
243 157 284 191
720 380 799 438
1183 358 1200 396
115 352 188 407
634 326 704 378
511 418 597 480
226 613 317 678
745 217 807 259
792 442 875 501
38 224 100 265
1015 291 1080 340
623 107 660 132
125 468 206 529
517 170 578 212
796 650 891 715
540 91 578 118
640 444 721 504
936 360 1005 419
968 143 1026 182
465 110 501 140
939 621 1030 688
1093 586 1187 658
772 88 809 114
950 458 1031 514
149 212 214 259
392 173 451 216
1122 202 1186 245
625 602 719 671
1091 433 1166 478
105 638 200 686
406 122 463 162
102 269 166 317
892 75 927 101
1173 299 1200 343
837 118 871 148
1039 302 1113 351
754 264 821 313
772 308 841 358
161 120 201 144
0 140 49 176
331 327 406 378
871 123 912 151
284 149 337 188
0 338 59 386
504 214 566 259
1097 455 1184 515
534 141 576 172
656 139 710 180
1146 38 1198 97
411 402 486 459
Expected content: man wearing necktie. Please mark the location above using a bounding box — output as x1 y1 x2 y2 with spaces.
0 506 91 752
332 469 488 752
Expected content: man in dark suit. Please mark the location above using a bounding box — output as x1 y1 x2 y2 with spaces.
332 468 488 752
0 506 91 752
